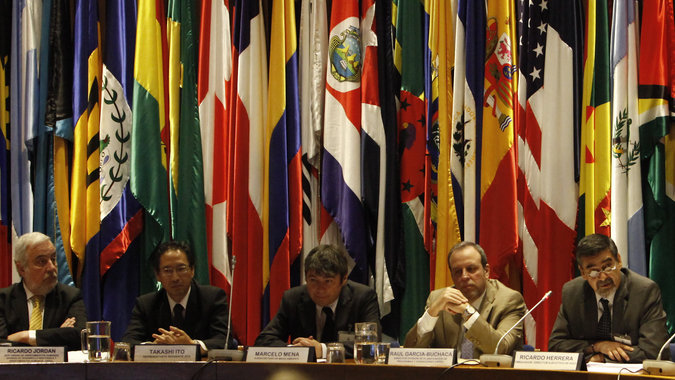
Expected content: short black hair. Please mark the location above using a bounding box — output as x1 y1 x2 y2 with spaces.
575 234 618 266
304 244 348 278
447 241 488 269
152 241 195 272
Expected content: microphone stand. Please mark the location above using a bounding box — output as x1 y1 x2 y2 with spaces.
208 256 245 361
479 291 552 367
642 332 675 375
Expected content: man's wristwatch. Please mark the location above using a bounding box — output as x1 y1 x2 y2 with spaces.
463 304 476 319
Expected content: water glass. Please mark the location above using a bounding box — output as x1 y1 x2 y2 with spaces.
112 342 131 361
81 321 112 362
376 342 390 364
354 342 378 364
326 342 345 363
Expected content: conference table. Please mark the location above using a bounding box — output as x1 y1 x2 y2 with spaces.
0 361 672 380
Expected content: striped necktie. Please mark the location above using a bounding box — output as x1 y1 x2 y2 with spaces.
29 295 44 330
460 329 474 359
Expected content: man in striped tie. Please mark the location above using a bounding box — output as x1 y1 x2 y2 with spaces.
549 234 670 363
0 232 86 350
404 242 527 358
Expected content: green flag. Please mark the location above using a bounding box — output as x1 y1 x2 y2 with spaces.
131 0 171 293
167 0 209 284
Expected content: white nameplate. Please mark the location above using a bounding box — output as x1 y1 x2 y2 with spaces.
513 351 582 370
0 346 66 363
133 344 200 362
246 347 310 363
388 348 455 367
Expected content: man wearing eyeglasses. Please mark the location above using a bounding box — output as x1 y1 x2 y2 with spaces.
548 234 669 363
122 241 234 354
0 232 86 350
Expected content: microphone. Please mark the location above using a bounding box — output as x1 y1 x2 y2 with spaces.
642 331 675 375
479 290 552 367
208 256 245 361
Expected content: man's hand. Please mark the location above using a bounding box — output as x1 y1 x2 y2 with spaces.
593 340 633 362
427 288 469 317
292 336 322 357
60 317 76 328
588 353 605 362
7 330 30 345
152 326 195 345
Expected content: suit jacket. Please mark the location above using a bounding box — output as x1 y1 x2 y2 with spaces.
254 280 380 355
122 282 233 350
404 279 527 356
0 282 87 350
548 268 669 362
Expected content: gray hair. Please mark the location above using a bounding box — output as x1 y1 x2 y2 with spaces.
14 232 52 265
575 233 619 266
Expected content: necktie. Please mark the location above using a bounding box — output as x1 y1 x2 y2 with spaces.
321 307 337 343
172 304 185 328
597 298 611 340
460 329 474 359
29 296 44 330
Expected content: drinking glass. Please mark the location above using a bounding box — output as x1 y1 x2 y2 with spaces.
326 342 345 363
112 342 131 361
81 321 112 362
354 322 378 364
376 342 390 364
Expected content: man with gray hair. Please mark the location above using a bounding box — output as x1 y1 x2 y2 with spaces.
255 244 380 358
0 232 86 350
549 234 669 363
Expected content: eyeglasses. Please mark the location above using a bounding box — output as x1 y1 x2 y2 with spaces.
586 265 617 279
160 265 190 276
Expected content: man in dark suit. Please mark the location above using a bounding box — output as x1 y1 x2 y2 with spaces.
255 244 380 358
0 232 87 350
549 234 669 363
404 242 526 358
122 241 233 354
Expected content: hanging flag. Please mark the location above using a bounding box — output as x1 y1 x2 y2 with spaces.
98 0 141 341
131 0 171 294
0 0 10 286
639 0 675 332
298 0 327 277
40 0 74 286
578 0 611 238
321 0 368 283
361 0 393 317
450 0 484 243
375 0 406 339
32 0 54 249
609 0 645 274
167 0 209 286
517 0 580 349
425 0 461 291
9 0 38 243
198 0 233 292
395 0 429 339
480 0 518 285
72 0 102 318
263 0 302 323
229 0 267 345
